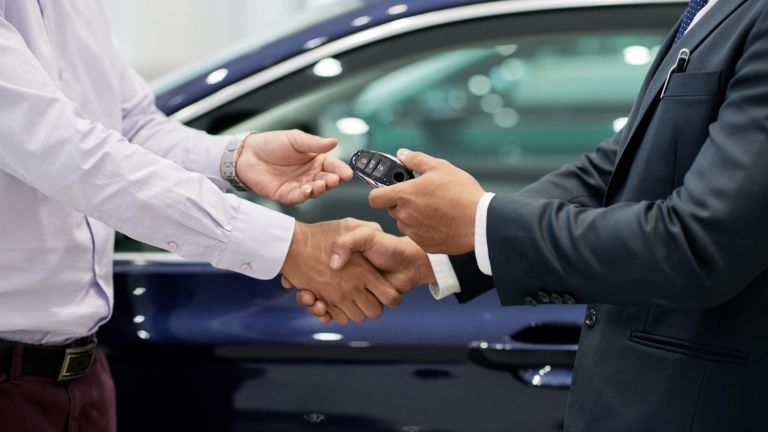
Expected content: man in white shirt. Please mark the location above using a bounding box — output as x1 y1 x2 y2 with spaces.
0 2 400 430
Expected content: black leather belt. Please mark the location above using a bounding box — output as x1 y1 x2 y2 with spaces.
0 335 97 381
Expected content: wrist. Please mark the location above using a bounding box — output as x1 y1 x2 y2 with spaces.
282 222 308 274
221 132 255 191
461 190 485 252
404 237 436 286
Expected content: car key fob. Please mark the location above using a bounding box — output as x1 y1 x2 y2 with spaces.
349 150 414 188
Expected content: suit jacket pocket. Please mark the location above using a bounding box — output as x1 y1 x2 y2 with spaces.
629 331 746 364
664 71 721 98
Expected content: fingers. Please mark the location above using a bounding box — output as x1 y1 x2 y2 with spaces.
354 291 384 320
309 179 327 197
396 148 442 173
287 129 338 155
330 227 380 270
296 289 317 306
369 183 406 209
365 267 402 308
281 275 295 289
322 155 354 181
329 305 351 325
280 183 314 205
313 171 341 189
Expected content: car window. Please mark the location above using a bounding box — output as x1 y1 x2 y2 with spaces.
116 5 679 252
231 34 661 175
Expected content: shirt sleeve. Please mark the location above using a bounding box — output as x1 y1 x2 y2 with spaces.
0 15 294 280
474 192 496 276
114 36 231 190
426 254 462 299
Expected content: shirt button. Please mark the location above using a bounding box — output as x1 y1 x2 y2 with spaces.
584 308 598 329
241 263 252 272
167 241 178 251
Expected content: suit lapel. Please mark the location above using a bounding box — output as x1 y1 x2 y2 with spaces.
606 0 749 202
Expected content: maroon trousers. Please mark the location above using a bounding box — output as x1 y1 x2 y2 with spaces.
0 350 116 432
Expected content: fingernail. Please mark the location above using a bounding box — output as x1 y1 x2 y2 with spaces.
397 148 411 158
330 254 341 269
303 185 312 195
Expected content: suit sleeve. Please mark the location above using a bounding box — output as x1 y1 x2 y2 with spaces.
484 8 768 309
516 131 621 207
448 78 625 303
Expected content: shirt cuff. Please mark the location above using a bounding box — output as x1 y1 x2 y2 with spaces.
204 134 233 190
475 192 496 276
213 196 295 279
426 253 462 300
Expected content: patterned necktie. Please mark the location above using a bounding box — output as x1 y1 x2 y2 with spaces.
673 0 710 45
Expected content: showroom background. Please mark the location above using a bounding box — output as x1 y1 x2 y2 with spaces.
103 0 340 80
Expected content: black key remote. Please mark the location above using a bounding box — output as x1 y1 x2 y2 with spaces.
349 150 414 188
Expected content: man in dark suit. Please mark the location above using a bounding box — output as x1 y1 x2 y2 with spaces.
291 0 768 430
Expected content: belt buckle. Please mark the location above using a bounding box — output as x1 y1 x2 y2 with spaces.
58 343 96 381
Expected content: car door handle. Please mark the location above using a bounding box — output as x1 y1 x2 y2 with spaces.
468 343 575 388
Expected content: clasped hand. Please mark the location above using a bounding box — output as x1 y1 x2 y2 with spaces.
286 149 487 324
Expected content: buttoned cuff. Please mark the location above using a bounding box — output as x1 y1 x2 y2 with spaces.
475 192 496 276
213 196 295 279
427 253 462 300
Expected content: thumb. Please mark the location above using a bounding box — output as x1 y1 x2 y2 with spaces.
289 130 337 155
397 149 441 174
330 227 379 270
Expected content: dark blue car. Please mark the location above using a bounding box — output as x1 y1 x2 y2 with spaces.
102 1 685 430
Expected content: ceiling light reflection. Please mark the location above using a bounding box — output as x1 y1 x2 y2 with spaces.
623 45 651 65
351 15 372 27
387 4 408 15
313 58 343 78
336 117 370 135
205 68 229 85
304 36 328 50
313 332 343 341
613 117 629 132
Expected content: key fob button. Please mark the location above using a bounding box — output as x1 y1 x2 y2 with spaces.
373 158 391 178
355 152 371 170
365 154 381 174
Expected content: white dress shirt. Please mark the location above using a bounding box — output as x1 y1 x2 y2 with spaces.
0 1 294 344
429 0 718 298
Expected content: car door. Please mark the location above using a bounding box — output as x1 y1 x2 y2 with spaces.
103 2 683 431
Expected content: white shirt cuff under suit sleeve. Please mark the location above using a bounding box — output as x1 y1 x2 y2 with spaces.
427 254 462 300
475 192 496 276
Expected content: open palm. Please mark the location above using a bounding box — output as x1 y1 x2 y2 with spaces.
236 130 353 205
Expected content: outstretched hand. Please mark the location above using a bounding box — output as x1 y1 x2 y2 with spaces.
237 130 353 205
368 149 485 255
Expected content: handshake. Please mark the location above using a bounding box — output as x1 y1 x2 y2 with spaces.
279 148 487 325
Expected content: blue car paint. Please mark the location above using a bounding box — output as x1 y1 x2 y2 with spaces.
156 0 504 114
114 261 584 347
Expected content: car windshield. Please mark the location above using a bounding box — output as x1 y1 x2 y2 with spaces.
151 0 366 94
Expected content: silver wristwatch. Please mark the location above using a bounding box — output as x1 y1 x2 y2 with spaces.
220 132 255 191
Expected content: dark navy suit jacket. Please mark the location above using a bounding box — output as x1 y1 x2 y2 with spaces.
450 1 768 430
